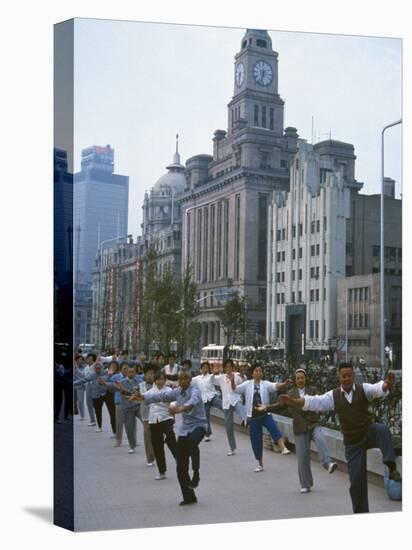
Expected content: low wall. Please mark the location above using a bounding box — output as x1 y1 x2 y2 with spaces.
211 410 401 483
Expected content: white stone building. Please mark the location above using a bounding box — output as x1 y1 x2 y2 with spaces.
266 139 363 358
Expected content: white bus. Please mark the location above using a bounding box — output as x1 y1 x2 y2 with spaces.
200 344 255 369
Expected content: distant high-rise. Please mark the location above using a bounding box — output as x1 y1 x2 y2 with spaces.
73 145 129 345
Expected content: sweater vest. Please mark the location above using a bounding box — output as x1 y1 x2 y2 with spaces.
333 384 371 445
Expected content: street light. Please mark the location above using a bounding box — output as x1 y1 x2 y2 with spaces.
380 119 402 377
329 270 348 362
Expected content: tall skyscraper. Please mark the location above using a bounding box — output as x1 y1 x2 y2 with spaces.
73 145 129 345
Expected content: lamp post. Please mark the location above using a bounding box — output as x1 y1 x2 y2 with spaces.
380 119 402 378
329 271 348 362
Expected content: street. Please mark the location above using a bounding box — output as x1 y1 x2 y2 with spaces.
73 408 401 531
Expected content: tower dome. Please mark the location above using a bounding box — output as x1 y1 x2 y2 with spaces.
153 134 186 195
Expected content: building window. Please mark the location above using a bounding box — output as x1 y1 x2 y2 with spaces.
323 216 327 231
292 248 296 260
354 314 358 329
323 287 326 300
372 245 380 257
269 108 274 130
291 291 295 303
281 293 285 304
299 223 303 236
316 244 320 256
262 105 267 128
235 195 241 280
346 242 353 255
281 272 285 282
282 251 286 261
310 289 314 302
258 288 266 305
292 225 296 238
311 221 316 234
292 270 296 281
276 293 280 305
311 245 315 257
298 290 302 302
277 229 281 241
299 269 302 280
315 320 319 338
254 104 259 126
277 251 281 262
299 247 303 259
349 314 353 329
364 287 369 302
359 288 364 302
324 242 327 254
315 289 319 301
310 320 314 339
364 313 369 328
346 266 353 276
282 228 286 240
359 314 363 328
316 220 320 232
256 38 268 48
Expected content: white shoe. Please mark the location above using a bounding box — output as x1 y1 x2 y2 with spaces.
328 462 338 474
281 448 291 455
95 428 103 432
110 434 117 439
146 461 156 467
88 422 96 427
155 473 166 480
300 487 311 494
204 436 211 442
227 450 236 456
254 465 264 473
128 448 135 454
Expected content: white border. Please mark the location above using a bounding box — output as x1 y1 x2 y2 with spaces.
0 0 410 548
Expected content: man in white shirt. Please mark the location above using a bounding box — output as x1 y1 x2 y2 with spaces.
162 353 180 388
146 370 177 480
211 359 246 455
192 361 222 442
280 363 401 513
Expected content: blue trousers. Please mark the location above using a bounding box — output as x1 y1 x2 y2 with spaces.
248 413 283 461
345 423 396 513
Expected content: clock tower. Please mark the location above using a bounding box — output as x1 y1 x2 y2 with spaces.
228 29 284 137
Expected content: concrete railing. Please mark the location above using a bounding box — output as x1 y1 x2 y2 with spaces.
211 410 401 482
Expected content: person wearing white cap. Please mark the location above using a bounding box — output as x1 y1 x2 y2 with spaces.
256 368 337 493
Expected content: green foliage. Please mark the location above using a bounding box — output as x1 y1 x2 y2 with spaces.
139 250 199 358
217 290 249 345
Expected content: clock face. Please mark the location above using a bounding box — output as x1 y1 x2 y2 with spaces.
253 60 273 86
235 62 245 87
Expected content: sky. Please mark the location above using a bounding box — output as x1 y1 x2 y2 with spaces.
70 18 402 237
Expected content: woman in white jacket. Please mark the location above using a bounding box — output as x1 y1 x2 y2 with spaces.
234 364 291 472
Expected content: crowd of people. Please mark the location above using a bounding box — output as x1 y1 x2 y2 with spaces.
67 349 401 511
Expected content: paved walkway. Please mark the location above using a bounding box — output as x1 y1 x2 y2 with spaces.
73 409 401 531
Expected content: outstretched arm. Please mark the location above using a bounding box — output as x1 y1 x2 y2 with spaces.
279 390 334 412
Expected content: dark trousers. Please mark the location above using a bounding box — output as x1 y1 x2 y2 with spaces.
104 392 116 434
204 395 223 436
92 397 105 428
54 381 63 421
345 422 396 513
150 419 177 474
63 381 73 418
176 427 205 501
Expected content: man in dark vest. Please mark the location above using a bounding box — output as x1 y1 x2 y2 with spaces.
280 363 401 513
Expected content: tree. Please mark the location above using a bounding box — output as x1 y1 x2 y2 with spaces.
217 290 249 346
139 246 159 356
153 263 181 355
176 263 200 359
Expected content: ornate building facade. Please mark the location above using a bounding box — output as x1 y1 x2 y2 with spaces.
179 29 299 347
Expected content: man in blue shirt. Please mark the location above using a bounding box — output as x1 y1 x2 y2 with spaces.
132 370 207 505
